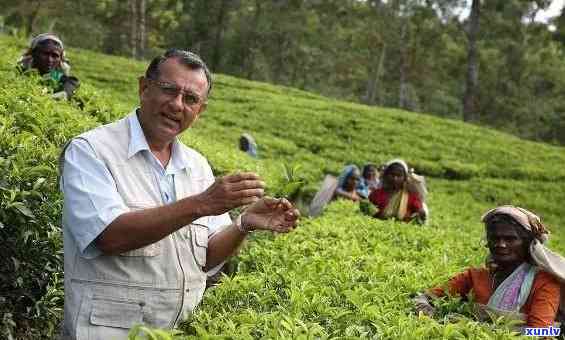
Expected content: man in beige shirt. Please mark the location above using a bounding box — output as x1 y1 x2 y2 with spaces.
60 49 299 339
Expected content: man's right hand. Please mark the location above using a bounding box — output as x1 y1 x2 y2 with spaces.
193 172 265 217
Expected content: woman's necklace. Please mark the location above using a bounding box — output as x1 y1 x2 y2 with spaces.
490 269 512 292
490 271 499 292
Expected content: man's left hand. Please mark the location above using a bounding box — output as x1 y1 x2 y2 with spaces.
241 197 300 233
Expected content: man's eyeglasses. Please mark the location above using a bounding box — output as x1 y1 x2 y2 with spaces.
147 78 203 106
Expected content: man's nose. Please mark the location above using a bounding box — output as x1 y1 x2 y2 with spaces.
169 93 185 111
495 239 507 248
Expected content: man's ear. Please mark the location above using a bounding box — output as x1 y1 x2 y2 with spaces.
189 103 206 127
197 102 208 116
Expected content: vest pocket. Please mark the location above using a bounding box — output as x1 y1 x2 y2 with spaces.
89 298 148 329
190 224 208 267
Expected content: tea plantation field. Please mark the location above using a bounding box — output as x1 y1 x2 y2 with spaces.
1 34 564 339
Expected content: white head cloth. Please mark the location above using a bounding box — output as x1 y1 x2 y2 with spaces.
18 33 70 75
30 33 64 50
380 159 427 201
482 205 565 283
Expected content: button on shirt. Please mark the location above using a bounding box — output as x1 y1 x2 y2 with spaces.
61 111 229 259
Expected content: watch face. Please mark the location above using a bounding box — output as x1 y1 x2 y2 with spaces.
235 215 246 233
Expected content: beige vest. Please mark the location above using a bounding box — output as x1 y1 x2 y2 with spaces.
63 117 214 339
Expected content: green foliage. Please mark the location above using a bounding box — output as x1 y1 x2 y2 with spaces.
270 163 306 200
359 199 378 217
431 295 477 321
178 200 536 339
1 32 565 339
0 36 112 339
128 325 184 340
4 0 565 146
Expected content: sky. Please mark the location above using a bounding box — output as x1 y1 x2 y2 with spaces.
534 0 564 23
459 0 564 24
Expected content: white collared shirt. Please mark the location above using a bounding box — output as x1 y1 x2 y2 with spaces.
61 111 229 258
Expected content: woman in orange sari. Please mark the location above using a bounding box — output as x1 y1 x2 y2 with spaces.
414 206 564 329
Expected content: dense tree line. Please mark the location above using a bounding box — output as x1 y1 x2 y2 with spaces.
2 0 565 144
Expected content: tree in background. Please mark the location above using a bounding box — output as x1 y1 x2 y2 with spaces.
462 0 481 122
1 0 564 145
129 0 147 59
476 0 561 141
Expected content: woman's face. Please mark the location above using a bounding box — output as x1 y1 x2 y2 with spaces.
364 167 377 181
345 170 360 191
384 165 406 191
33 41 63 74
487 222 529 267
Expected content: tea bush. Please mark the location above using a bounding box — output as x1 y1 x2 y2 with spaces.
0 48 101 338
1 34 564 339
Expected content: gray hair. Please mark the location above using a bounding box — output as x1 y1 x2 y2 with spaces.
145 49 213 96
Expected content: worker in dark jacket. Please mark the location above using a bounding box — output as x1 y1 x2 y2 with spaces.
17 33 80 100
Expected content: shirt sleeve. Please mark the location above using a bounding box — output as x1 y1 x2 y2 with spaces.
428 269 474 298
408 193 423 213
60 138 129 259
526 272 561 327
207 213 232 238
369 189 383 209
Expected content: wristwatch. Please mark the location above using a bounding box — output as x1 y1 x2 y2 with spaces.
234 214 252 233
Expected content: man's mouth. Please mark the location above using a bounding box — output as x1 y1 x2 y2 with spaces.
162 114 180 127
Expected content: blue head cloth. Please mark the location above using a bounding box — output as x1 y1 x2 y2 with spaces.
240 133 258 158
337 164 360 190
